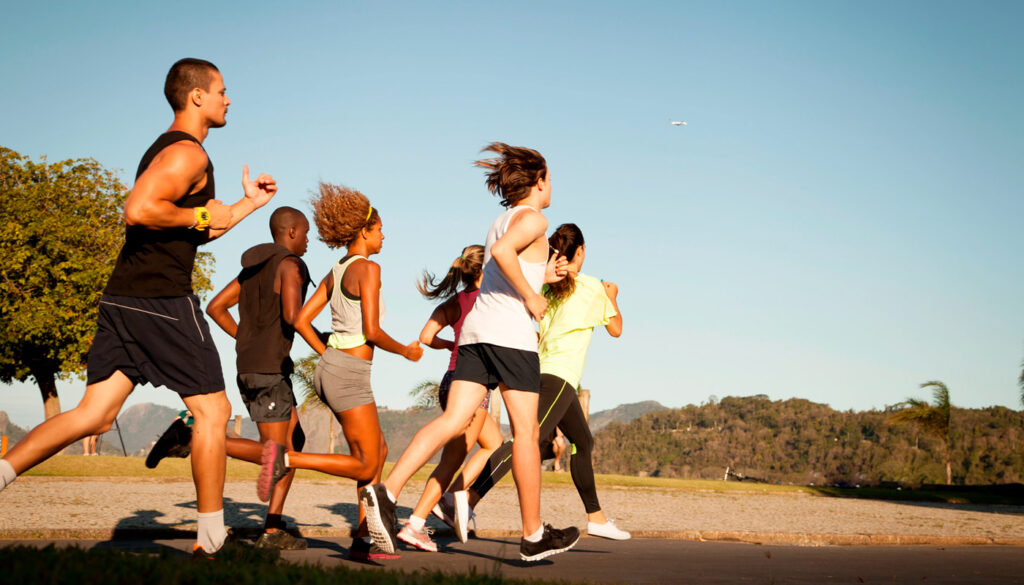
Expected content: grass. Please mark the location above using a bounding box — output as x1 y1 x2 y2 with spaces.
23 456 1024 505
6 543 584 585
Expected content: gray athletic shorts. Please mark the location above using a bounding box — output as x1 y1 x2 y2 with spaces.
314 348 374 412
237 373 295 423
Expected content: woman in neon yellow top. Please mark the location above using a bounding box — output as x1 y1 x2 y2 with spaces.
456 223 630 541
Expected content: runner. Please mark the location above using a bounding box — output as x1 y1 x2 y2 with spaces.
262 182 423 560
362 142 579 562
396 245 504 552
202 206 314 550
452 223 630 540
0 58 277 559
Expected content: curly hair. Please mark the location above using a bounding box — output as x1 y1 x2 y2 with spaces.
418 244 484 300
311 181 379 249
474 142 547 208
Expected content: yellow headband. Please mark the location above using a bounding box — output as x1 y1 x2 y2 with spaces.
366 206 373 222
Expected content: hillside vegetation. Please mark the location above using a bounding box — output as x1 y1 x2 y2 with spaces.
592 395 1024 486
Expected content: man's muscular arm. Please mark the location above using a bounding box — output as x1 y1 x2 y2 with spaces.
124 141 230 229
207 165 277 239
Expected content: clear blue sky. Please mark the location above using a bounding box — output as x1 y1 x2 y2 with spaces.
3 1 1023 428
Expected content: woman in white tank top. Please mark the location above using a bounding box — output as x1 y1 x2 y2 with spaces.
267 182 422 560
364 143 580 562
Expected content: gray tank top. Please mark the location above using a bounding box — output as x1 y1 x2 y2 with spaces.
327 255 385 349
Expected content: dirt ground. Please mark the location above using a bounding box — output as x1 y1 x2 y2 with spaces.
2 476 1022 545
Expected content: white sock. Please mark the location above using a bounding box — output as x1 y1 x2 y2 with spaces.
0 459 16 491
362 535 373 544
386 488 397 504
197 509 228 553
407 515 426 531
283 452 290 467
524 525 544 542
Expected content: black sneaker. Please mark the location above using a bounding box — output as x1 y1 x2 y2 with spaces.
257 441 288 502
191 529 254 560
360 483 398 555
145 419 192 469
255 529 307 550
519 524 580 562
347 537 401 561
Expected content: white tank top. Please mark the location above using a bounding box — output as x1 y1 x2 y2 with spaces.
458 206 547 352
327 255 385 349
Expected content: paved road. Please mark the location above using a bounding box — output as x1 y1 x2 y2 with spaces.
5 535 1023 584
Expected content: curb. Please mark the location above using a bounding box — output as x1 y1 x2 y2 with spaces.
3 527 1023 547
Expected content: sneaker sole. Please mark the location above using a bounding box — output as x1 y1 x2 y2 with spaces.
454 491 469 544
431 503 455 529
257 441 282 502
397 531 438 553
520 532 581 562
361 487 397 555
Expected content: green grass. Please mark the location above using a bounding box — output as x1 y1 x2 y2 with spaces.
6 543 586 585
24 456 1023 505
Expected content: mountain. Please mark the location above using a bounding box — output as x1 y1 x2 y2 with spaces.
588 400 666 433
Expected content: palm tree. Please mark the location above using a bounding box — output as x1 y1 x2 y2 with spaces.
409 379 441 410
887 380 952 485
293 352 337 454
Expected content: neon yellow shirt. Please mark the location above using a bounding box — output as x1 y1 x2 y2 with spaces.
538 273 617 389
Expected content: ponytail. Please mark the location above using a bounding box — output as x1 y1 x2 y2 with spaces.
418 244 484 300
545 224 585 303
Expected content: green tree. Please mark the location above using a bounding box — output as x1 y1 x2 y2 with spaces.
0 147 214 420
409 379 440 410
888 380 953 484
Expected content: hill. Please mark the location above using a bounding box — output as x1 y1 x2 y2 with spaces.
589 400 666 432
592 395 1024 486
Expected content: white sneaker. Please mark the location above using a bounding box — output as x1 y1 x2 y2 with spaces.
431 492 455 529
453 490 470 543
587 519 631 540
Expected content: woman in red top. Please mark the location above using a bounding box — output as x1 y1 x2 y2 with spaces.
396 245 503 552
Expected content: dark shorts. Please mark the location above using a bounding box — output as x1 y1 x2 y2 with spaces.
438 370 492 411
237 373 295 423
451 343 540 393
86 294 225 396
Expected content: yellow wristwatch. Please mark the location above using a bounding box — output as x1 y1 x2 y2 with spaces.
193 206 211 231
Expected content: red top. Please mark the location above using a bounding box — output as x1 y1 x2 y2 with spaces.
448 289 479 372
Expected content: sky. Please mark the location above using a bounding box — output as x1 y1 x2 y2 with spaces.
2 1 1023 429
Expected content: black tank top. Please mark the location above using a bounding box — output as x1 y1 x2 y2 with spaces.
104 131 215 297
235 243 312 375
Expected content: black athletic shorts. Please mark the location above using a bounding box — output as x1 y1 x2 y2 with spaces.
438 369 492 411
86 294 225 396
451 343 540 393
237 373 295 423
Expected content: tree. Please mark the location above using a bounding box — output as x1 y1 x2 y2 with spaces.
887 380 952 484
409 379 440 411
0 147 214 420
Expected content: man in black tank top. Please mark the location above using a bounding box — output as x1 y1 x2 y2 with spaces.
202 207 317 550
0 58 278 558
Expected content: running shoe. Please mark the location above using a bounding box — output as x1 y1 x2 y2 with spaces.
348 537 400 561
361 483 398 554
519 524 580 562
255 529 308 550
397 522 438 552
145 419 192 469
431 492 455 529
453 489 470 543
587 519 631 540
258 441 288 502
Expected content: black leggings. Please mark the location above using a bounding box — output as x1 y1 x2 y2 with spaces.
470 373 600 513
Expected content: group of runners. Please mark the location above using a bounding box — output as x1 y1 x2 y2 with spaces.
0 58 626 563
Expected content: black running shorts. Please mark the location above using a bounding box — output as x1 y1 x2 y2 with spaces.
237 373 295 423
452 343 540 393
86 294 225 396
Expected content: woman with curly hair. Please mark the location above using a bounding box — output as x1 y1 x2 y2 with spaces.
260 182 423 560
396 245 504 552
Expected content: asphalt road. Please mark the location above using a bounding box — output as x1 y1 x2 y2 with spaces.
5 535 1023 584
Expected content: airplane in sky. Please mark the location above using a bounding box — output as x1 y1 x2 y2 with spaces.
670 121 687 126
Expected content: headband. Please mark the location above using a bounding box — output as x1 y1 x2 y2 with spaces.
366 205 373 222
